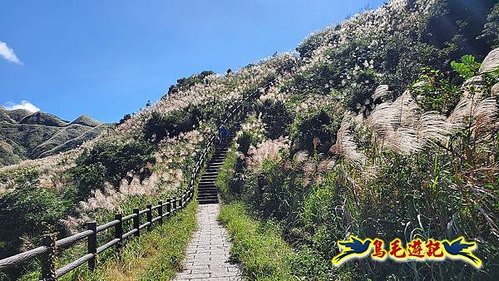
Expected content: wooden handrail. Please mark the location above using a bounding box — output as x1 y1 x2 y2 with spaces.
0 246 48 270
55 230 94 248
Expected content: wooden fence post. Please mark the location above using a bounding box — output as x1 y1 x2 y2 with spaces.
133 208 140 237
41 233 56 281
158 201 164 224
87 222 97 271
146 204 153 230
115 214 123 253
166 199 171 216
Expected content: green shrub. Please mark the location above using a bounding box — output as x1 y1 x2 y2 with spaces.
451 55 481 79
218 203 294 280
258 100 294 139
291 110 339 154
236 131 253 155
343 68 378 114
70 163 106 200
166 70 214 96
143 106 202 143
0 186 71 278
118 113 132 125
481 3 499 48
423 0 495 62
216 148 242 202
72 140 155 199
411 67 463 114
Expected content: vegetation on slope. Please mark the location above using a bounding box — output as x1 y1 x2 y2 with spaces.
0 109 106 167
0 44 294 279
214 1 499 280
62 201 197 281
1 0 499 280
218 202 294 280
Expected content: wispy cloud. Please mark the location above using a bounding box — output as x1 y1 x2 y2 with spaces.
0 41 22 65
3 100 40 112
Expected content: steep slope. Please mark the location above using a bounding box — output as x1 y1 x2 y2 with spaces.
0 0 498 280
70 115 101 127
19 111 69 127
211 0 499 279
4 109 31 122
0 109 15 124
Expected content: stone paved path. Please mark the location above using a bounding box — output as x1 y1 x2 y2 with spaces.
175 204 241 281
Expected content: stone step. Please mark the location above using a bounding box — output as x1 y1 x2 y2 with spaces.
199 180 216 185
199 185 216 189
198 194 218 198
198 199 218 205
199 188 218 194
198 193 218 197
201 177 217 181
199 185 217 190
198 193 218 198
201 173 218 176
207 166 222 170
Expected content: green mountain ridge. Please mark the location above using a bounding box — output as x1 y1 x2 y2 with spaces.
0 108 107 166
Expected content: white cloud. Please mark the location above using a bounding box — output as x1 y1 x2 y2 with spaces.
0 41 22 65
3 100 40 112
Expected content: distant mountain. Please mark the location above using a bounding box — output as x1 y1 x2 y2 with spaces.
70 115 101 127
0 108 108 166
19 111 69 127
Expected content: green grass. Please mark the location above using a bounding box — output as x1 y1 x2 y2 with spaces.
218 202 295 281
57 201 197 281
215 146 238 201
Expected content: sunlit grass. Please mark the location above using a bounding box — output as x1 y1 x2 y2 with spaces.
218 202 294 280
59 201 197 281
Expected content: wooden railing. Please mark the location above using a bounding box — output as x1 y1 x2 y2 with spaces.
0 131 216 280
0 81 270 280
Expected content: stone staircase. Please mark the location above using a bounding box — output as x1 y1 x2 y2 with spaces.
197 146 227 204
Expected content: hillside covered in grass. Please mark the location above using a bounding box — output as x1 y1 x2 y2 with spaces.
214 0 499 280
0 49 292 279
0 109 107 167
1 0 499 280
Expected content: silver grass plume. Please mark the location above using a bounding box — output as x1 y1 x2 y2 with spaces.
332 114 367 167
448 93 498 137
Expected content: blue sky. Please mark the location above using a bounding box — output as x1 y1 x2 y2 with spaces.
0 0 385 123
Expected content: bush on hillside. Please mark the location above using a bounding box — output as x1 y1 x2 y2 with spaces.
451 55 481 80
291 110 339 154
0 186 71 278
411 67 463 114
481 3 499 48
71 140 155 199
423 0 495 62
143 106 202 143
257 100 294 139
166 71 215 96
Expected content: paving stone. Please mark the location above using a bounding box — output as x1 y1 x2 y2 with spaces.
174 204 242 280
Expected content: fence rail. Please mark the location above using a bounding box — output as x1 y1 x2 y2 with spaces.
0 81 270 280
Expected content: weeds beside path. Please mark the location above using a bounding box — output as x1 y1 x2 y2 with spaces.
64 201 197 281
218 202 295 281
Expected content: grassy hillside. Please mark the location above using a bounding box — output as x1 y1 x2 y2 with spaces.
0 50 292 279
1 0 498 280
0 109 107 166
214 0 499 280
